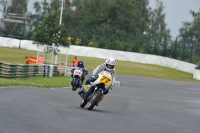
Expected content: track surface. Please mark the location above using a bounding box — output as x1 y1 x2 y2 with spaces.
0 75 200 133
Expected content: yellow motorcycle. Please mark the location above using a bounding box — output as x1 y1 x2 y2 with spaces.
80 71 112 110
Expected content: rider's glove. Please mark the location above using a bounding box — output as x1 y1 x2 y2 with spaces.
91 75 98 80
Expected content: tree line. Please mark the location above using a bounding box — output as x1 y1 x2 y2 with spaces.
0 0 199 64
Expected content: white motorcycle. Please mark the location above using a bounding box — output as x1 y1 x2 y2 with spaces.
80 71 112 110
71 67 83 91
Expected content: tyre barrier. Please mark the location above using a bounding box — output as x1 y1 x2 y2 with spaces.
0 61 72 78
0 62 49 78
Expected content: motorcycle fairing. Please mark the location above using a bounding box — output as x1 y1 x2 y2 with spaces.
83 84 93 97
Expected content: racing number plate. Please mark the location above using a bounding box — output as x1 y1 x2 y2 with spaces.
83 85 90 92
75 70 81 75
100 76 111 86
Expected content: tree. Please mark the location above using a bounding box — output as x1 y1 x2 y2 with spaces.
67 0 150 52
189 9 200 58
0 0 28 38
31 12 69 47
178 9 200 64
147 0 171 55
7 0 28 14
26 0 63 39
0 0 10 12
49 0 62 12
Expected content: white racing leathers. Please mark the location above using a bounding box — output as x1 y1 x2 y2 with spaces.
92 63 116 86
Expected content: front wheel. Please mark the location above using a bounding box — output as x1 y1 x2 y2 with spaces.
87 90 103 110
72 78 78 91
80 99 87 108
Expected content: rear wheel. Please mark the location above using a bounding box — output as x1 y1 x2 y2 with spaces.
87 90 102 110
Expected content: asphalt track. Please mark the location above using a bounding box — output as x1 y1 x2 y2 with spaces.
0 75 200 133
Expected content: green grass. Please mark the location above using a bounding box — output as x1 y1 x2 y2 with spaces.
0 46 199 88
0 77 71 88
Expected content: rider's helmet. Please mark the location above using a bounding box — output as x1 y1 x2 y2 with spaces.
105 57 116 71
77 61 84 68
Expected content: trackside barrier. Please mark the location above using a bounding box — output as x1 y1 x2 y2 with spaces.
0 61 72 78
0 62 122 86
0 62 44 78
193 65 200 80
57 65 71 76
0 61 121 86
40 64 70 77
49 65 54 77
44 64 49 77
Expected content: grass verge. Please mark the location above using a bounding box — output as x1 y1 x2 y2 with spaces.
0 77 72 88
0 46 200 88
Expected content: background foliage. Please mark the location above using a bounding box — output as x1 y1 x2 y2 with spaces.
0 0 200 64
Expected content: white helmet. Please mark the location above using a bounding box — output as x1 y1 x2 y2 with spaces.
105 57 116 71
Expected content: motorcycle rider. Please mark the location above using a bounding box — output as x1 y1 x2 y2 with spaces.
78 57 116 97
71 61 88 87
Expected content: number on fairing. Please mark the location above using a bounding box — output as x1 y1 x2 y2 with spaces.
83 85 90 92
100 76 111 86
75 70 81 75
